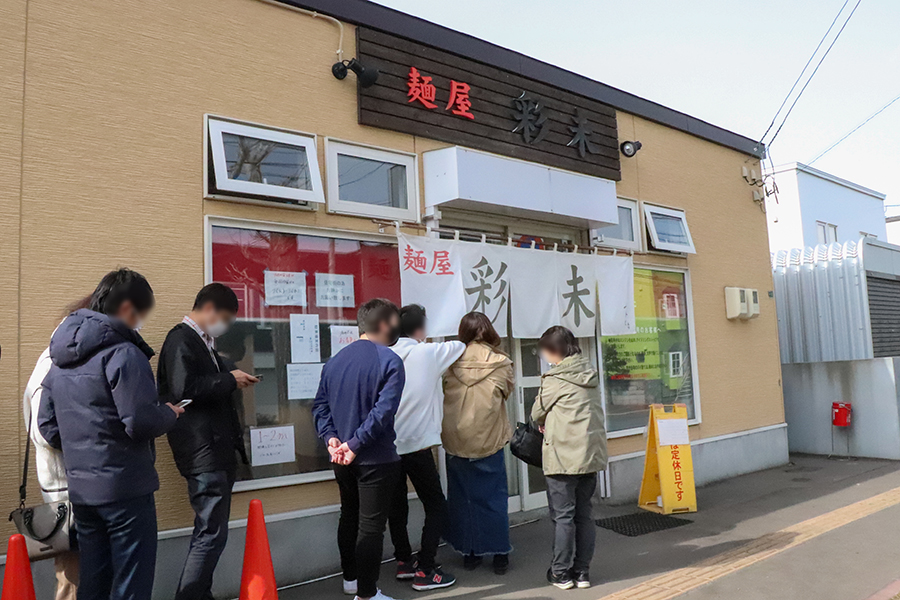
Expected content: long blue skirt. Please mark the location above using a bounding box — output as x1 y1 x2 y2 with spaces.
445 449 512 556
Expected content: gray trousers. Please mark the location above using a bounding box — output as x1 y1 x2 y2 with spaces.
545 473 597 576
175 470 235 600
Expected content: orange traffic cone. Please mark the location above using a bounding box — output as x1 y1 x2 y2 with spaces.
240 499 278 600
2 534 36 600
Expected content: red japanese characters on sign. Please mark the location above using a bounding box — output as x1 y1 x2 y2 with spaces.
671 445 684 501
402 246 455 276
406 67 474 120
407 67 437 109
446 81 473 119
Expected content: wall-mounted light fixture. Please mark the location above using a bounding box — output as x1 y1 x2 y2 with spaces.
620 140 642 158
332 58 380 88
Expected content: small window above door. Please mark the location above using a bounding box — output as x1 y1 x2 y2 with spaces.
591 198 641 251
207 117 324 205
325 139 419 222
644 204 696 254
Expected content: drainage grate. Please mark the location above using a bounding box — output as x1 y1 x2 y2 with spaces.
595 512 692 537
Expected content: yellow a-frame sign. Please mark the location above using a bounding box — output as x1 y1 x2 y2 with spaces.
638 404 697 514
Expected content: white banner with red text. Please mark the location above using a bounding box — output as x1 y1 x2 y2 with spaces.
398 234 635 339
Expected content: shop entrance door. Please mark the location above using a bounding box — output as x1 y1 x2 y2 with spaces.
512 338 550 511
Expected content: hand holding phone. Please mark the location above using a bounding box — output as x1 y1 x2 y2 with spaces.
175 399 193 409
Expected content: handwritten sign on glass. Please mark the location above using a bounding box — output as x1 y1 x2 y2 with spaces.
316 273 355 308
250 425 296 467
330 325 360 357
264 271 307 307
289 314 320 363
286 363 324 400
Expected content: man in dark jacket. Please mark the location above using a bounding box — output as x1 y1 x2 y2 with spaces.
158 283 258 600
39 268 183 600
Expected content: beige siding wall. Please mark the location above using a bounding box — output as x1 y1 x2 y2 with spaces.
0 0 28 550
1 0 782 545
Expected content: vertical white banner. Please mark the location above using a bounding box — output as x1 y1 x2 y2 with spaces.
457 243 511 337
398 234 467 337
509 248 560 339
556 252 598 338
595 255 636 335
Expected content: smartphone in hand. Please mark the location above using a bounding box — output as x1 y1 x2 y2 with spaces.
175 399 193 409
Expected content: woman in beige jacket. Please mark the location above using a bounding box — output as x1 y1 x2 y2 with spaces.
442 312 514 575
531 326 607 590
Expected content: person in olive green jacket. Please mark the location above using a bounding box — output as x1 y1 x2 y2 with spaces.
531 326 607 590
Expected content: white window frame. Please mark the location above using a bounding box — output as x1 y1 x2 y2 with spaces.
816 221 838 244
204 215 395 491
591 197 642 251
644 204 696 254
206 116 325 205
325 138 419 223
669 351 684 378
598 265 702 439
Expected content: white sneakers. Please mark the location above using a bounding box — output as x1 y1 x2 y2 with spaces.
354 589 398 600
343 579 358 595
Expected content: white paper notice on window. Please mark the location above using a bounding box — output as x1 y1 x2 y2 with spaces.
316 273 355 308
290 314 320 363
656 418 690 447
250 425 296 467
264 271 307 307
330 325 359 357
286 363 324 400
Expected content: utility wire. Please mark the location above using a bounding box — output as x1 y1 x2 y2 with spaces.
809 93 900 164
757 0 851 146
766 0 863 148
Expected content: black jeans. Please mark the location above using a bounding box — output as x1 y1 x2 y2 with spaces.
334 461 401 598
74 493 158 600
388 448 449 571
545 474 597 576
175 470 235 600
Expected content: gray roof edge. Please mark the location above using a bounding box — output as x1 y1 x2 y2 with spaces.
275 0 766 159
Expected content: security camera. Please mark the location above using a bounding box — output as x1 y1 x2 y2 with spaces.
620 141 642 158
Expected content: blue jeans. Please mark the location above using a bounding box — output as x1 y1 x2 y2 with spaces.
74 494 158 600
175 470 235 600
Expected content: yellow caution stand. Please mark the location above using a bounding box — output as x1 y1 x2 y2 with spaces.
638 404 697 514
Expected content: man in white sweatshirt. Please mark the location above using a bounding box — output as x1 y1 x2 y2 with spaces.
388 305 465 592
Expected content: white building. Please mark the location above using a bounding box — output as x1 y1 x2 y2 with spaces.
765 162 887 253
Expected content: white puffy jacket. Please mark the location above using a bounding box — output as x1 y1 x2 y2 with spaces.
23 346 68 502
390 338 465 456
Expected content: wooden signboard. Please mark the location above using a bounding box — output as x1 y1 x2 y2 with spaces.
356 28 621 182
638 404 697 515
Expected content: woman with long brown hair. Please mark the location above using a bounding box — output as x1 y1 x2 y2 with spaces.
442 312 515 574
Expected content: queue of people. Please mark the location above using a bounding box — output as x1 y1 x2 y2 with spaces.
24 267 608 600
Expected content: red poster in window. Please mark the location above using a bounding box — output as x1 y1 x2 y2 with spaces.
211 226 401 322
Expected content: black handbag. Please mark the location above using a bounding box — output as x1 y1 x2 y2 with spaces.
510 421 543 468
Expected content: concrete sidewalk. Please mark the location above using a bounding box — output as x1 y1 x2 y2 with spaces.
280 455 900 600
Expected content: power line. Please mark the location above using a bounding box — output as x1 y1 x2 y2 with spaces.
766 0 863 148
808 93 900 164
757 0 851 145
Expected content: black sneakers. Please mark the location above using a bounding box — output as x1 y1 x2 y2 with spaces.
411 567 457 591
492 554 509 575
463 553 482 570
396 559 418 580
546 568 574 590
573 571 591 589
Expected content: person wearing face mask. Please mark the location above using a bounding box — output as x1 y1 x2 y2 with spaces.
531 326 606 591
313 298 406 600
38 268 184 600
157 283 258 600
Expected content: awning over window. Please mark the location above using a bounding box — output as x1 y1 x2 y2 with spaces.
423 146 619 229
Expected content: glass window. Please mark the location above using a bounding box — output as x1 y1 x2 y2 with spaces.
210 224 400 484
326 140 418 222
591 199 640 251
644 204 695 254
601 268 696 432
207 117 324 205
